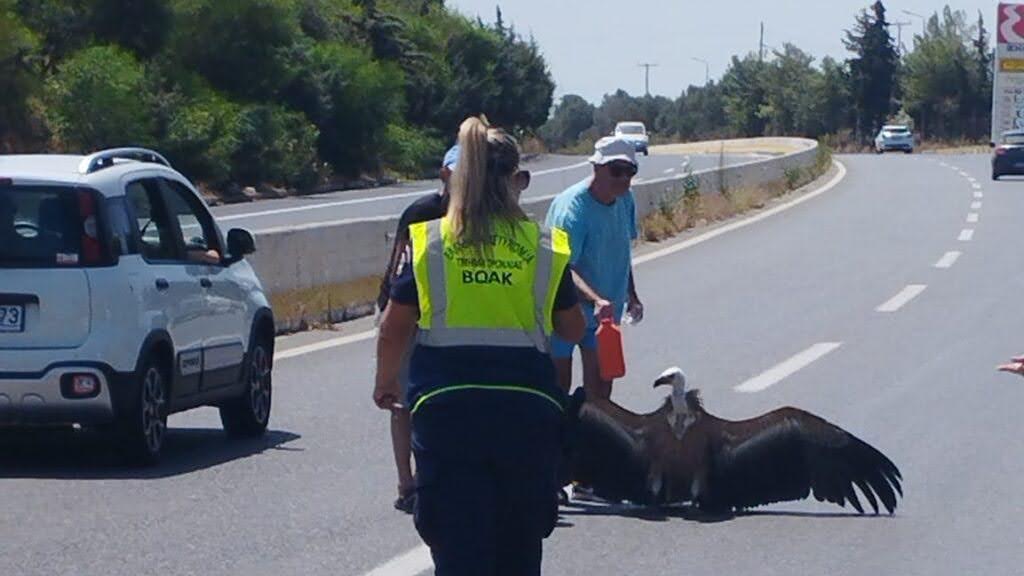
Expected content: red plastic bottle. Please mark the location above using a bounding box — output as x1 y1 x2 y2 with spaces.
596 318 626 381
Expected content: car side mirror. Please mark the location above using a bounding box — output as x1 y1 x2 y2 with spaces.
226 228 256 263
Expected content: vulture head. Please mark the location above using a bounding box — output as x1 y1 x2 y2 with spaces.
653 366 700 439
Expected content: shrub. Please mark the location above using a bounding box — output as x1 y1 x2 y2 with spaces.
42 45 156 150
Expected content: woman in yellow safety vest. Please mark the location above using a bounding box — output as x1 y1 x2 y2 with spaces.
374 115 585 576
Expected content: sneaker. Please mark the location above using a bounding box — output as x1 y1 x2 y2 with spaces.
393 491 416 514
570 484 606 504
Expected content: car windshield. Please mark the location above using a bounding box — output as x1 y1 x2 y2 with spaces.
883 127 909 135
1003 134 1024 145
0 186 85 268
617 125 645 135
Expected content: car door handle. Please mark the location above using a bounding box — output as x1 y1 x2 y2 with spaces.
200 278 212 288
155 278 170 291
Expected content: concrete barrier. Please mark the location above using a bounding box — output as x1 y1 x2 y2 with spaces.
248 137 820 296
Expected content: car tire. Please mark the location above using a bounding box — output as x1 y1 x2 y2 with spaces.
643 149 649 156
113 355 169 466
904 149 912 154
219 335 272 437
992 171 1000 181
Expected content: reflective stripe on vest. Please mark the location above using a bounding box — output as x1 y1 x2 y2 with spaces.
411 217 570 353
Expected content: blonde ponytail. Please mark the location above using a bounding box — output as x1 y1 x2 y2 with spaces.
447 115 526 248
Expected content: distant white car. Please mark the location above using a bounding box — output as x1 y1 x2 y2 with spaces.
614 121 649 156
874 125 914 154
0 148 275 464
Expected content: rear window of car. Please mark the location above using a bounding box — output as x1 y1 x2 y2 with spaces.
884 127 910 135
617 124 645 135
0 186 106 268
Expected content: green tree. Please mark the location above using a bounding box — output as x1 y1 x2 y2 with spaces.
0 0 38 145
760 44 821 136
721 53 768 136
90 0 171 57
538 94 594 149
844 0 899 140
902 7 988 139
170 0 303 100
42 45 156 150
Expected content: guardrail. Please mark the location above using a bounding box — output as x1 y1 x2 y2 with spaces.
248 138 820 297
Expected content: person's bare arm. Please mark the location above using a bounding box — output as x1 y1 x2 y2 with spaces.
570 268 613 319
374 301 419 410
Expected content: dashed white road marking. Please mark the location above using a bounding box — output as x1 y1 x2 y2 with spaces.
877 284 927 313
967 213 979 223
959 229 975 241
935 251 961 269
735 343 843 393
663 168 675 174
971 201 982 210
972 183 982 190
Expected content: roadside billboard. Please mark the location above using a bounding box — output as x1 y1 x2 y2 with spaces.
992 3 1024 142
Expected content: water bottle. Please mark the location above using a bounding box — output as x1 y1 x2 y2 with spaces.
596 318 626 381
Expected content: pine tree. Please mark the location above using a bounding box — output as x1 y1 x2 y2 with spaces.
844 0 899 140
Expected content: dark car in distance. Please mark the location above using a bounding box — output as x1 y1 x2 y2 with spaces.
992 129 1024 180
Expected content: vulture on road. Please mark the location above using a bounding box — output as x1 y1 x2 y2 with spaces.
565 367 903 514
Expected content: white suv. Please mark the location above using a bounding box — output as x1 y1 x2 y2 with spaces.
0 148 275 464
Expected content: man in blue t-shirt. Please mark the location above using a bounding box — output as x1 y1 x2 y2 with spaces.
545 137 644 401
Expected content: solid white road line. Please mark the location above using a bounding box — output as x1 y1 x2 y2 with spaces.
734 342 842 393
935 251 961 269
273 161 849 364
967 213 979 223
877 284 927 313
959 229 975 241
359 545 432 576
219 162 590 223
971 201 982 210
274 330 377 362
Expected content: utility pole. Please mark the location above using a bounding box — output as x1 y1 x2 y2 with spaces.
888 20 911 55
902 10 926 35
691 57 709 85
759 21 765 62
638 63 658 96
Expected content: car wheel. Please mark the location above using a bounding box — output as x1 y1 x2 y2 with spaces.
904 149 912 154
114 355 169 465
643 149 649 156
876 147 883 154
220 335 272 437
992 171 1000 181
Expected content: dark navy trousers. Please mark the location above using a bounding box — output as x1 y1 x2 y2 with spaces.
411 390 564 576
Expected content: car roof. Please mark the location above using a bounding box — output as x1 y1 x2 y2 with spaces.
0 151 182 195
616 121 645 127
882 125 909 130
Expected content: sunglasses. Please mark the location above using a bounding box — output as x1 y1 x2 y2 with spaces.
607 163 638 178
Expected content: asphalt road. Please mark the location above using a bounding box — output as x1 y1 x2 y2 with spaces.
210 152 757 232
4 153 1024 575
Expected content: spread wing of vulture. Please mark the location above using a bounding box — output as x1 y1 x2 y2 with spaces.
564 367 903 514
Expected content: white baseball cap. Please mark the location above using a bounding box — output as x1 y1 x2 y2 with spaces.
589 136 637 166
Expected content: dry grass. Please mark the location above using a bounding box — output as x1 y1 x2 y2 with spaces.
650 137 812 156
640 155 828 243
269 276 381 333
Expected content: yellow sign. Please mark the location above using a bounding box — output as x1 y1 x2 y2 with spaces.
1001 59 1024 72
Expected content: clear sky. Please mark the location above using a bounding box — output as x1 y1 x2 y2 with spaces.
447 0 1003 104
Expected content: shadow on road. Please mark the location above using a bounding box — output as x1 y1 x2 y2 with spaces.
0 426 302 479
558 501 879 526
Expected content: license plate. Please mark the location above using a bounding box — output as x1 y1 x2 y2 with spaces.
0 305 25 333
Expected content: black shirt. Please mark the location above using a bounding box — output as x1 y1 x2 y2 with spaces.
377 192 449 311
